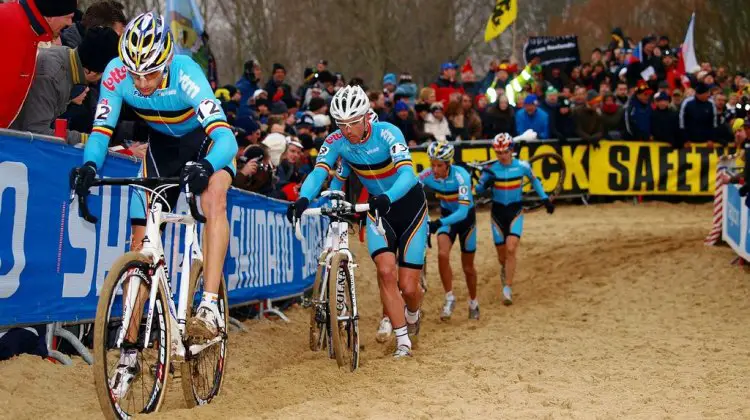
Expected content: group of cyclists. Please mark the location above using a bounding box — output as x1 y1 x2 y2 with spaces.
70 11 556 378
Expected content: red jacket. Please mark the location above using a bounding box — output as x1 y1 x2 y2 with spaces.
0 0 53 128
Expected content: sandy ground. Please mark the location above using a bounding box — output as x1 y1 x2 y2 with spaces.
2 202 750 419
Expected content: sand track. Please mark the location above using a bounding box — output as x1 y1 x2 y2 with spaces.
2 203 749 419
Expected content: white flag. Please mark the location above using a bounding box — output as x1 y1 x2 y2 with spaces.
681 12 699 74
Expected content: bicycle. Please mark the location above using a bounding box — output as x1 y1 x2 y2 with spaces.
465 151 566 212
295 190 384 371
71 176 228 419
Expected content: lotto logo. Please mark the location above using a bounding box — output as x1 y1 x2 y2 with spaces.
103 66 128 91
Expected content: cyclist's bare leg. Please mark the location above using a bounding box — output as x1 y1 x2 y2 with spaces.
200 170 232 294
437 234 453 294
122 224 147 344
398 266 424 314
501 236 520 286
461 252 477 300
495 244 507 266
374 252 406 328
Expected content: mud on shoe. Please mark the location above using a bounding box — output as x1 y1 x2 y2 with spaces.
392 344 412 359
108 352 140 401
440 298 456 321
187 305 220 339
502 285 513 306
375 316 392 343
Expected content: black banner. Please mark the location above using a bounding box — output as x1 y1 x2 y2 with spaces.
523 35 581 69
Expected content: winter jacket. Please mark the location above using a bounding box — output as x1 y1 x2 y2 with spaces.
679 97 717 142
572 107 604 143
515 108 549 139
423 113 452 142
651 108 680 148
0 0 53 128
430 77 464 109
60 23 85 48
624 97 653 140
395 83 418 107
236 75 260 120
10 46 88 145
483 106 516 138
552 110 576 142
264 79 295 108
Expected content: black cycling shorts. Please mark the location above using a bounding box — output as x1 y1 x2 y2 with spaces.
437 207 477 253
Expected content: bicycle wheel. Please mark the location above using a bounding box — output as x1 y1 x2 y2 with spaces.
327 253 360 371
93 252 171 420
522 152 566 212
181 260 229 408
309 255 329 352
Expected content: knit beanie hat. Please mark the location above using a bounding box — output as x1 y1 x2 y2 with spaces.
78 26 120 73
36 0 78 17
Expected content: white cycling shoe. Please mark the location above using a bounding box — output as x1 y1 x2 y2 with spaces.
109 350 140 401
187 304 223 339
392 344 412 359
440 298 456 321
375 316 392 343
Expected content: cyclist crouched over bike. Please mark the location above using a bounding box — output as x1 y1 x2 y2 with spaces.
71 12 236 374
475 133 554 305
420 142 479 320
287 85 428 358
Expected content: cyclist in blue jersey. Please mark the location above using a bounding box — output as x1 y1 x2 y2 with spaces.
475 133 554 305
71 13 236 358
287 85 427 359
420 142 480 321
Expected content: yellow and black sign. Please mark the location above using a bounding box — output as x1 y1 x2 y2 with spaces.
589 141 742 196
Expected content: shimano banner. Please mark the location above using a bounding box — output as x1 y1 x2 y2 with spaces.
523 35 581 69
0 133 322 327
722 183 750 261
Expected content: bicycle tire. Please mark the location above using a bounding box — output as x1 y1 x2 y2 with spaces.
308 255 328 352
93 252 171 420
522 152 566 213
181 260 229 408
327 253 359 371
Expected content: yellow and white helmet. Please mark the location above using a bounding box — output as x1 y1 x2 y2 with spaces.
427 141 455 162
119 12 174 75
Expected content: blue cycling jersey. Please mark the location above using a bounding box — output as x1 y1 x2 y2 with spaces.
475 158 547 205
300 121 417 202
419 164 474 226
83 55 236 171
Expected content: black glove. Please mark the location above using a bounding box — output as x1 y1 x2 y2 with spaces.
428 219 443 234
70 161 97 197
368 194 391 215
181 159 214 195
543 199 555 214
739 184 750 197
286 197 310 223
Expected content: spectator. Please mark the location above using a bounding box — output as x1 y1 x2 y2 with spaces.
572 90 604 145
460 59 479 96
552 98 576 142
546 67 565 92
265 63 295 109
276 137 305 200
413 103 432 144
600 93 625 139
424 102 452 142
624 82 653 140
216 85 241 124
651 92 680 148
236 60 262 120
233 144 281 197
61 0 125 48
670 89 683 112
483 95 516 138
680 82 718 147
295 113 315 137
613 82 629 107
460 94 482 139
419 87 437 105
515 95 549 139
572 86 588 108
10 26 119 145
395 72 418 107
369 91 388 121
234 117 262 149
714 93 733 144
540 87 559 137
0 0 75 128
446 95 467 140
731 118 747 149
430 62 464 108
388 101 418 145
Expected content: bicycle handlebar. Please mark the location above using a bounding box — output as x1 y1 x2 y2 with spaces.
72 177 206 224
294 200 385 242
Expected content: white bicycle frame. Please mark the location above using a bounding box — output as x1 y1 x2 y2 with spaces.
114 190 220 359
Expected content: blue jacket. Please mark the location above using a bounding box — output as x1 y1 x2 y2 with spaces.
235 75 260 120
515 107 549 139
625 97 652 140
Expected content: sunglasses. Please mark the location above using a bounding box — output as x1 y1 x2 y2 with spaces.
336 116 365 130
128 69 163 81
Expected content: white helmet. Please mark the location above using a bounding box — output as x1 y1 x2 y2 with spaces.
330 85 370 121
119 12 174 75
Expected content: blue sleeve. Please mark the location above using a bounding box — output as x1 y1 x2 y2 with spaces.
539 112 550 139
515 111 525 133
178 58 237 172
330 161 350 191
475 168 494 194
524 161 548 200
83 60 124 168
440 203 469 226
299 135 342 200
380 123 417 202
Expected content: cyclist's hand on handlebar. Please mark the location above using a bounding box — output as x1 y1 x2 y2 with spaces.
543 199 555 214
70 161 97 197
286 197 310 223
367 194 391 215
181 159 213 195
428 219 443 234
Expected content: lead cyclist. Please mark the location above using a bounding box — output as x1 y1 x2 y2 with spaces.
70 12 237 389
287 85 428 358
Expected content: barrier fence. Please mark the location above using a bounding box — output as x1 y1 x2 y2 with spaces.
0 131 326 331
722 183 750 261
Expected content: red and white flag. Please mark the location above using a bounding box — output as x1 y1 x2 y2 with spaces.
678 12 700 79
